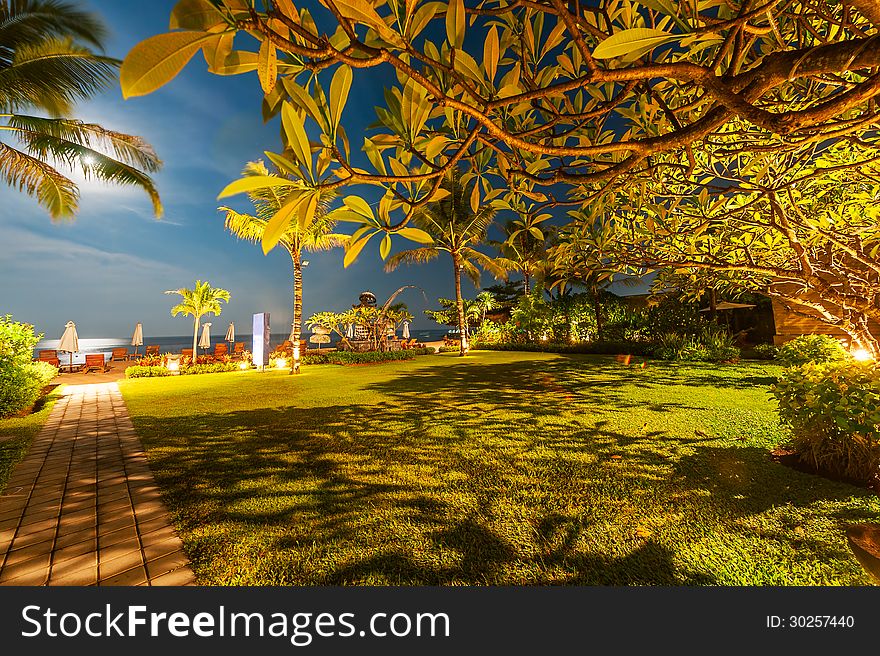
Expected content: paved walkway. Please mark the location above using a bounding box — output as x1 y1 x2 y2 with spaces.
0 383 195 586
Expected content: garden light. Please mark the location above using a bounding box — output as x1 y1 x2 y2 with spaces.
852 348 872 362
239 361 249 370
167 359 179 372
275 358 287 369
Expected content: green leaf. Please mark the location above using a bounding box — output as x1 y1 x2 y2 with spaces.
263 151 300 175
343 195 375 218
397 227 434 244
170 0 226 30
446 0 464 49
261 191 309 254
258 40 277 94
379 234 392 260
210 49 258 75
484 26 499 83
283 78 323 126
121 31 217 98
592 28 680 60
329 65 352 130
216 175 297 199
344 232 376 268
297 191 319 231
202 33 233 71
281 102 312 176
363 137 387 174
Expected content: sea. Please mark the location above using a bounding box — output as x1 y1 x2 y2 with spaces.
34 329 453 363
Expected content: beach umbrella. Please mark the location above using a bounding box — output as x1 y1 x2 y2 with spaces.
402 321 410 339
198 323 212 353
59 321 79 371
225 322 235 346
131 322 143 356
346 323 354 339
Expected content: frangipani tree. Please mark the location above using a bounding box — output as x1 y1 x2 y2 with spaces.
119 0 880 261
559 137 880 356
1 0 162 220
221 161 347 373
165 280 231 358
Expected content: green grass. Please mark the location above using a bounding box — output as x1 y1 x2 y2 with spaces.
0 388 62 494
118 352 880 586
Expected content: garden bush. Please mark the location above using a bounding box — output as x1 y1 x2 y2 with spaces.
772 360 880 483
180 362 245 375
650 327 740 362
750 343 780 360
327 350 417 365
0 316 56 418
300 352 330 365
470 340 651 355
125 366 172 378
777 334 849 367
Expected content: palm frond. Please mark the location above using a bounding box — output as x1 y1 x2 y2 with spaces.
459 258 482 288
384 247 439 272
0 0 108 51
462 247 509 280
0 141 76 218
0 38 117 114
6 114 162 216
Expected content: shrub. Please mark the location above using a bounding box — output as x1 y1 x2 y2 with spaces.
772 360 880 483
327 350 417 365
650 327 740 362
0 316 55 418
300 352 330 365
125 366 172 378
469 340 651 356
180 362 243 375
751 343 780 360
777 334 849 367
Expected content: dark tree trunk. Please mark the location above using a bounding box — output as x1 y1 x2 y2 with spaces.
292 249 303 374
453 253 468 356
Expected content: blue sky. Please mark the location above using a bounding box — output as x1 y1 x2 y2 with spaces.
2 0 480 340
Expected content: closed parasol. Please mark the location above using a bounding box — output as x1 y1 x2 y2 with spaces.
198 323 212 353
131 322 143 356
402 321 410 339
59 321 79 371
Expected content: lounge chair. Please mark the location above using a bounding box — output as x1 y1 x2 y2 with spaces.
181 348 194 359
145 345 160 356
274 340 292 353
110 348 130 362
212 343 228 358
232 342 245 360
84 354 110 373
36 349 61 368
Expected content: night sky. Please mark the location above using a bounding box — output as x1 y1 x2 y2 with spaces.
1 0 641 340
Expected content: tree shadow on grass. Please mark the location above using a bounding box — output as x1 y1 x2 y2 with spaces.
127 354 876 585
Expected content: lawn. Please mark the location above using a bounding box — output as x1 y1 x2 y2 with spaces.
118 351 880 585
0 388 62 494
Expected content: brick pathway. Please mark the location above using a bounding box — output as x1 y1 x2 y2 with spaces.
0 383 196 586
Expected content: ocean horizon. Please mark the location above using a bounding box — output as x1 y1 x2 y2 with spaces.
34 329 453 362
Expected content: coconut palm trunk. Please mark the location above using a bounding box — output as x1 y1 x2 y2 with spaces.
453 254 468 356
292 249 303 374
523 271 531 295
192 316 200 360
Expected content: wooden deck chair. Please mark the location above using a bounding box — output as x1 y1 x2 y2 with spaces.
145 345 160 356
84 354 110 373
110 348 130 362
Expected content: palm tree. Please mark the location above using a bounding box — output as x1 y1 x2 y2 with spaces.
384 169 505 355
471 291 499 324
492 216 551 295
165 281 231 360
220 162 346 373
0 0 162 220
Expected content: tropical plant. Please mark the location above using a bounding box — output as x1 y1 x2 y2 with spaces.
777 334 850 368
384 168 505 355
575 139 880 357
772 360 880 483
220 161 346 373
1 0 162 219
165 280 230 360
491 213 552 295
0 315 55 417
121 0 880 264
